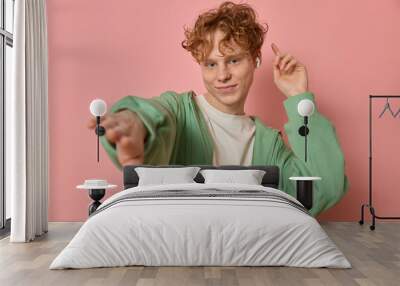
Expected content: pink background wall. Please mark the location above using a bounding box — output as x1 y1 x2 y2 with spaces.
46 0 400 222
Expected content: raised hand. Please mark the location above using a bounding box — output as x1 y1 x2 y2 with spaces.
87 110 147 166
271 43 308 97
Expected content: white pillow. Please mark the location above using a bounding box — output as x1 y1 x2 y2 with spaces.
135 167 201 186
200 169 266 185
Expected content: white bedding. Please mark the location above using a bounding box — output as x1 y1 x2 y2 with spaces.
50 183 351 269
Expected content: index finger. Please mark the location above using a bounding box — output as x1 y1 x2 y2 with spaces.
271 43 281 56
87 117 97 129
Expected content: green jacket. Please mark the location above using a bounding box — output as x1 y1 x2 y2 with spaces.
100 91 349 216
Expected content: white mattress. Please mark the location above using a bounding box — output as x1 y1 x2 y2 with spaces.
50 183 351 269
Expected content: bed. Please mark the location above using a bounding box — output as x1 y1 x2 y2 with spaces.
50 165 351 269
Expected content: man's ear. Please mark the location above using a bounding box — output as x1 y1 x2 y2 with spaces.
255 57 261 68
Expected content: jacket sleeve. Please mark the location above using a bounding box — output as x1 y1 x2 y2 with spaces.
100 91 180 170
272 92 349 216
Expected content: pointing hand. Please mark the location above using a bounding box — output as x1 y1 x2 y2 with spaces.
271 43 308 97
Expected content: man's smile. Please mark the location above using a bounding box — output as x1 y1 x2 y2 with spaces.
215 84 238 93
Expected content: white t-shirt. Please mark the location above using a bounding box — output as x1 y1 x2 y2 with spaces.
194 94 256 166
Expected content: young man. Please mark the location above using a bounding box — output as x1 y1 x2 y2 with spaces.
88 2 349 216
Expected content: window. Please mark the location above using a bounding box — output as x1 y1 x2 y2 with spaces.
0 0 14 235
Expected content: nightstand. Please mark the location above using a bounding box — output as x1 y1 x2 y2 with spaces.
77 179 117 215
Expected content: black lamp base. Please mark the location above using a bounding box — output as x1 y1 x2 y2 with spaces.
88 189 105 215
298 125 309 136
95 125 106 136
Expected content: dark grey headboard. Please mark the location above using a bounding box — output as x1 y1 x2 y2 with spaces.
123 165 280 189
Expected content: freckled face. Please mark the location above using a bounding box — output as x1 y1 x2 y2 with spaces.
200 29 257 114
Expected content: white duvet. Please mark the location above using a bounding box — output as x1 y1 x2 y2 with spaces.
50 183 351 269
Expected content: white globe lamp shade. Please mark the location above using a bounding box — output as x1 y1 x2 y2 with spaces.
297 99 315 117
90 99 107 117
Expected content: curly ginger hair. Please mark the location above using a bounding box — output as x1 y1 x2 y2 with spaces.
182 1 268 63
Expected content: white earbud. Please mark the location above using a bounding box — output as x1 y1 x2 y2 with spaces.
255 57 261 68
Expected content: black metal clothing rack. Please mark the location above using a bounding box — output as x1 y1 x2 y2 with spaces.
359 95 400 230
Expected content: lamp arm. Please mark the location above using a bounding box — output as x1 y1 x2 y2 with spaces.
94 116 106 162
297 116 309 162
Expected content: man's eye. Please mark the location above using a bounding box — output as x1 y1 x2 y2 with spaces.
229 59 239 64
206 63 216 68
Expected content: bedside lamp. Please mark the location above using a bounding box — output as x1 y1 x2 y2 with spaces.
290 99 321 210
90 99 107 162
77 179 117 216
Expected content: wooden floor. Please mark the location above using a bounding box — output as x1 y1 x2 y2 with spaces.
0 222 399 286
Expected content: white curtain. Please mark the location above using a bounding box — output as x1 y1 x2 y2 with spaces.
8 0 49 242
